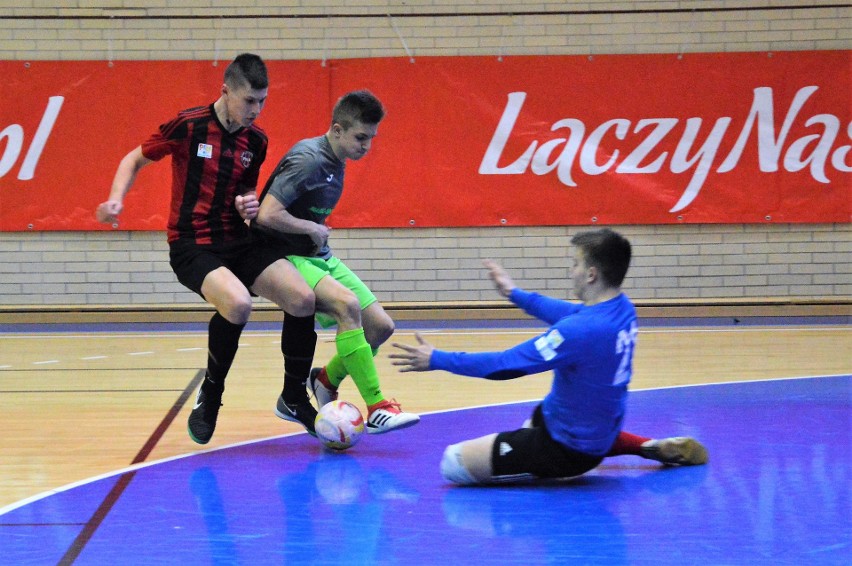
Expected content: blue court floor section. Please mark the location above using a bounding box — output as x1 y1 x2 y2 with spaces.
1 376 849 566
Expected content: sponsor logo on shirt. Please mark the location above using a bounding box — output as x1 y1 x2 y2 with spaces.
534 329 563 361
309 206 334 216
197 143 213 159
546 328 564 349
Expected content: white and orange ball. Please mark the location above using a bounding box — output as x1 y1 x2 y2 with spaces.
314 400 365 451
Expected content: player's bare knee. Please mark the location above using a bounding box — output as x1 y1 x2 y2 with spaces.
366 317 394 347
440 443 479 485
334 292 362 327
221 296 252 325
288 287 315 317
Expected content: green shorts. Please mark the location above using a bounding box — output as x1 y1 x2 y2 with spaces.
287 255 378 328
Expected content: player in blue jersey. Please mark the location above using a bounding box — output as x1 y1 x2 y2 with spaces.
391 228 707 484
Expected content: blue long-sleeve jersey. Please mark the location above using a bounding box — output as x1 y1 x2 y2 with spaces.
430 288 638 456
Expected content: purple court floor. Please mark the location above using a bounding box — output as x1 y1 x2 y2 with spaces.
1 374 849 565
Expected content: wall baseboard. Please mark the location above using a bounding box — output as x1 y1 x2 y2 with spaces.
1 298 848 325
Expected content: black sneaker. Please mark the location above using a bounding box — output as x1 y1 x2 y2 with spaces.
274 395 318 437
188 385 223 445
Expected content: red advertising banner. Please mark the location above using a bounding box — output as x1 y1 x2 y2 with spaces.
0 51 849 231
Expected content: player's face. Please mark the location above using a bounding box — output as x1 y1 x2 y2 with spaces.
224 83 268 128
570 248 591 301
333 121 378 161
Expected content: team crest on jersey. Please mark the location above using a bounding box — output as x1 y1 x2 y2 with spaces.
240 151 253 168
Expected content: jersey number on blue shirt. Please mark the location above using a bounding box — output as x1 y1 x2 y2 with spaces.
614 322 638 385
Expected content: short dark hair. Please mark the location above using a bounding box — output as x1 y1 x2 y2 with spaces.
224 53 268 90
331 90 385 130
571 228 632 287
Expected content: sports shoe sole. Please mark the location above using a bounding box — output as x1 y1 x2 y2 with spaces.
642 437 708 465
187 426 211 445
366 413 420 435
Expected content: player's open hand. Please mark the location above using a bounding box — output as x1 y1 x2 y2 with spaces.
483 259 516 298
390 332 435 372
96 200 123 223
236 192 259 220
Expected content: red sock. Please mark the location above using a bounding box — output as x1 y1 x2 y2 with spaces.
317 367 335 389
607 431 652 456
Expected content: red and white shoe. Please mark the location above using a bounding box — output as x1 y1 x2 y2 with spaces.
366 399 420 434
308 367 338 408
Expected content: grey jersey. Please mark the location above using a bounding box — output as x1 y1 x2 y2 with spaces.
256 135 344 258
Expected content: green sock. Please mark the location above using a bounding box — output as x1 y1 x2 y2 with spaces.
325 354 347 387
325 346 380 387
335 328 383 406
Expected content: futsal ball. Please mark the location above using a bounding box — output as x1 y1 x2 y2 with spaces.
314 400 365 451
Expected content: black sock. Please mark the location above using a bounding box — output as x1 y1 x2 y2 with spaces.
281 313 317 403
204 312 245 393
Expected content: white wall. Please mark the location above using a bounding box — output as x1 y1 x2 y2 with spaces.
1 1 849 307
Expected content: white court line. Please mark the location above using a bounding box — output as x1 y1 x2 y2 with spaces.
3 327 846 371
0 372 847 519
388 327 851 337
1 325 847 341
640 326 851 334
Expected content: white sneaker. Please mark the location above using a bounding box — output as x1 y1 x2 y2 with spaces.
640 437 708 465
366 399 420 434
308 367 338 408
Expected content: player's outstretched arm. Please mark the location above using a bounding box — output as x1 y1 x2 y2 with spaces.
390 332 435 372
483 259 516 299
96 146 152 223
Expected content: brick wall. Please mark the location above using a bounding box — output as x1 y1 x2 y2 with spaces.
0 1 849 307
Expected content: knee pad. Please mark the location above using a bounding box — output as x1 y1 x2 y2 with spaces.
440 443 478 485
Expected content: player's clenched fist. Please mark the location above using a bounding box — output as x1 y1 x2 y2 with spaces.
96 200 123 223
236 192 259 220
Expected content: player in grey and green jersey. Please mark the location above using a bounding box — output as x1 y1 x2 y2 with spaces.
254 90 420 435
255 134 343 258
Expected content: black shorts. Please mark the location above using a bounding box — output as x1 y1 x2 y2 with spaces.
168 237 288 299
491 405 604 481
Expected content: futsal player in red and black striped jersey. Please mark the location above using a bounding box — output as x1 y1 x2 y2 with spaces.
144 102 268 247
97 54 320 444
